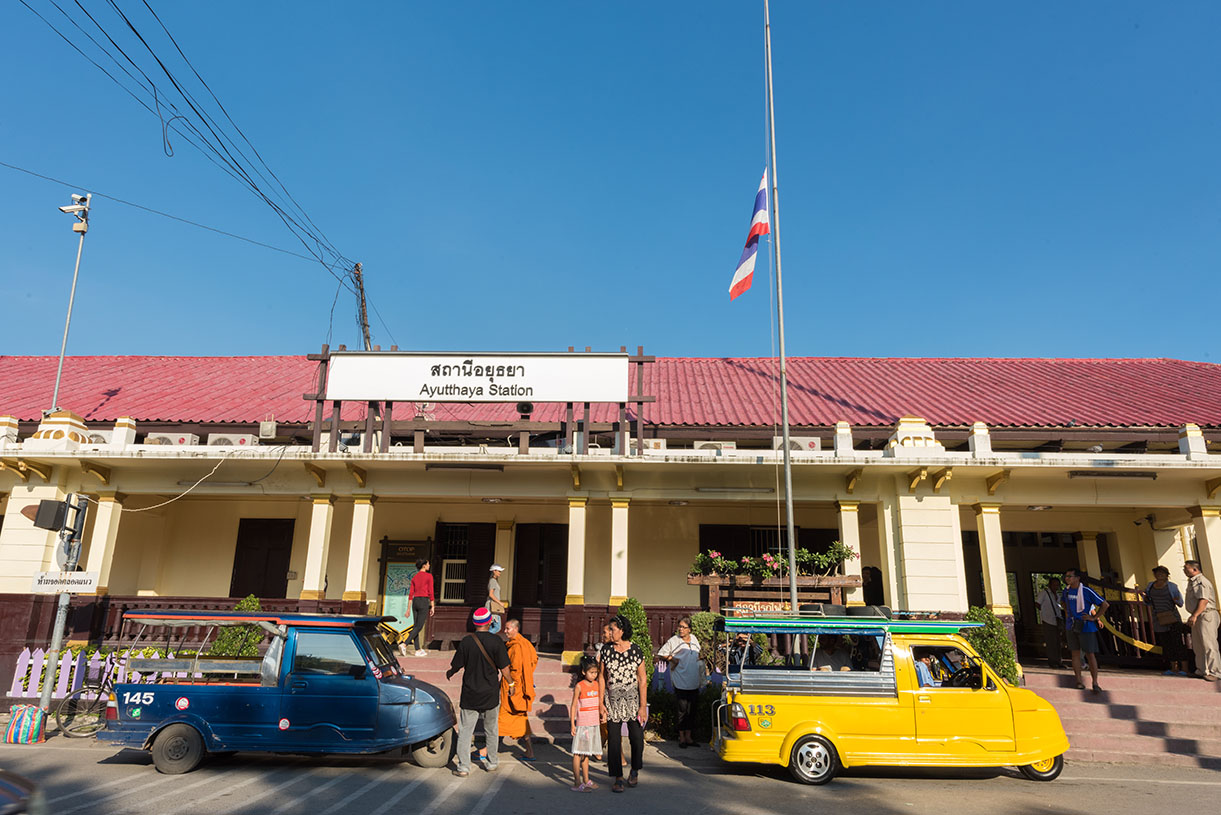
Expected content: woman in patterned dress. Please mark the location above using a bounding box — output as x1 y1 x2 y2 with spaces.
597 614 647 793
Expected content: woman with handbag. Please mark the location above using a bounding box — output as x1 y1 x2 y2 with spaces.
1143 566 1189 676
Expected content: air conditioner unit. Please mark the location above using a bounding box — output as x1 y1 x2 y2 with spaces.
694 440 738 452
641 438 667 451
86 430 113 445
773 436 822 452
258 421 277 440
145 433 200 446
207 433 258 447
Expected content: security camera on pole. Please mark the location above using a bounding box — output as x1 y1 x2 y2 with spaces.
50 192 92 412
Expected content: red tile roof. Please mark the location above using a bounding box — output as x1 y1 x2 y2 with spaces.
1 355 1219 429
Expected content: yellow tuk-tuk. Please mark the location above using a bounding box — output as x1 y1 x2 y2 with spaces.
712 612 1068 784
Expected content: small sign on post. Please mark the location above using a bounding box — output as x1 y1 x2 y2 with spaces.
31 571 99 594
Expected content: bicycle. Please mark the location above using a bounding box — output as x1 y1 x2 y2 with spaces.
55 653 117 737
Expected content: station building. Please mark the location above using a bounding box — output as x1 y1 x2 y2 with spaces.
2 352 1220 690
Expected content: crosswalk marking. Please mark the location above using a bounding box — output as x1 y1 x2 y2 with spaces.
266 773 348 815
366 775 429 815
318 767 395 815
467 763 515 815
417 776 464 815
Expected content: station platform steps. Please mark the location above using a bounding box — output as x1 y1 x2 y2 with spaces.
1022 667 1221 770
396 650 575 741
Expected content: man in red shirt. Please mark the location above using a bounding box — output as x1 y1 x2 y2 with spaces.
405 559 436 656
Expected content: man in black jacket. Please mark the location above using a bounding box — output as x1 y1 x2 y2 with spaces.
447 606 512 776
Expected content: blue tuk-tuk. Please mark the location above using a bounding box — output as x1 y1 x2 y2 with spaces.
98 610 456 774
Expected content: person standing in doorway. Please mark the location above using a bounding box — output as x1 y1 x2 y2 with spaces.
1143 566 1188 676
1184 560 1220 681
1062 569 1109 693
487 564 507 635
1037 577 1065 669
447 607 512 777
599 613 647 793
657 616 701 748
405 558 435 657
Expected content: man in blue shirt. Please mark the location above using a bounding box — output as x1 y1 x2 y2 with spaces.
914 651 941 687
1061 568 1109 693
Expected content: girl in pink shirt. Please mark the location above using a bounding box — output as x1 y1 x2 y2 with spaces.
569 656 603 791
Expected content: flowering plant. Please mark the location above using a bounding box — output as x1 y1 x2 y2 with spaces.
740 553 785 578
709 550 737 575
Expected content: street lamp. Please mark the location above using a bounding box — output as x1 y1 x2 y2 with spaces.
50 192 92 413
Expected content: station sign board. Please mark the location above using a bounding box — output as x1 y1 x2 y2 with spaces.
32 571 99 594
324 352 630 403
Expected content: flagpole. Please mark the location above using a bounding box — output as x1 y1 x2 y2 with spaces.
763 0 799 615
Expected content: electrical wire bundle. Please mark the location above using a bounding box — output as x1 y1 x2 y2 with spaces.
16 0 397 347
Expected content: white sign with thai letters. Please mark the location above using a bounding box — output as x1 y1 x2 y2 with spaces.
32 571 100 594
324 352 631 403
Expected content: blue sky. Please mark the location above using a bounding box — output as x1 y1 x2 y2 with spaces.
1 2 1218 361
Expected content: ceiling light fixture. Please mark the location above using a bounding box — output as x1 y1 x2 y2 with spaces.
668 500 689 506
1027 505 1053 511
694 487 775 493
481 497 504 503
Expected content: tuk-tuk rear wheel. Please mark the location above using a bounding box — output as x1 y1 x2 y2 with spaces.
788 735 839 785
410 728 454 768
151 724 205 774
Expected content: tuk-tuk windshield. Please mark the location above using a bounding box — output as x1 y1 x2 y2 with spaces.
359 626 400 668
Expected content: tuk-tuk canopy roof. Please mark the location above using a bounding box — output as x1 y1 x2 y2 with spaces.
122 609 395 628
714 615 984 636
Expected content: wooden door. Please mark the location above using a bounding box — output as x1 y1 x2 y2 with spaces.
229 518 294 599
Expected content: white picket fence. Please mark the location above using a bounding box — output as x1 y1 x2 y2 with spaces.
7 648 171 701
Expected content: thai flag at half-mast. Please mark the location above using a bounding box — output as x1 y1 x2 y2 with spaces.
728 170 770 300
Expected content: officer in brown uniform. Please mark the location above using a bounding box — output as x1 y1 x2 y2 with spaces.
1183 559 1220 681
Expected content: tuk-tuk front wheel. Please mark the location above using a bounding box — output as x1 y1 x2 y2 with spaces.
151 724 205 774
1019 754 1064 781
410 728 454 768
788 735 839 785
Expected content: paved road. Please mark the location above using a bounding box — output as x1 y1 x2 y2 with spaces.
2 737 1219 815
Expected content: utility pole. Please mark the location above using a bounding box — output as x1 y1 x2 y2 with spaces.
352 262 373 352
51 193 92 413
37 495 89 711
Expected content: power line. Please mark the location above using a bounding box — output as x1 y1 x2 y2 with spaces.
0 159 355 286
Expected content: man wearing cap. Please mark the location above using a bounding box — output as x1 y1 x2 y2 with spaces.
487 564 507 635
1184 560 1220 681
447 607 513 776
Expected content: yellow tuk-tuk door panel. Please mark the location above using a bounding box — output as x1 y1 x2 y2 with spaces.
912 687 1015 753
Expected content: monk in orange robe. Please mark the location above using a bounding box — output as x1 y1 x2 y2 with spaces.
498 618 538 759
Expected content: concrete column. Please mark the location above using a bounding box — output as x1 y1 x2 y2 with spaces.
299 494 334 601
494 520 514 605
837 500 864 605
566 498 587 605
562 498 589 666
1188 507 1221 588
0 483 70 593
609 500 630 607
875 496 902 609
83 492 125 595
1107 525 1145 587
1074 532 1102 580
1150 526 1190 580
973 504 1011 615
893 490 967 613
343 495 377 607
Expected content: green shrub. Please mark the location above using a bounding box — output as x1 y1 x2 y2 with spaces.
963 606 1018 685
207 595 263 657
617 597 654 687
646 685 723 742
689 611 721 671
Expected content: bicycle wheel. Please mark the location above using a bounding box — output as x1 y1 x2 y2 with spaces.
57 684 108 737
